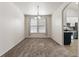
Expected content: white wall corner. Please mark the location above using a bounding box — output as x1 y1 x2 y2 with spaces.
51 2 70 45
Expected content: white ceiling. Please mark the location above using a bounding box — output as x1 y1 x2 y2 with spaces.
14 2 63 15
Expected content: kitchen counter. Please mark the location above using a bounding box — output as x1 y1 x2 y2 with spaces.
64 32 72 45
64 30 76 33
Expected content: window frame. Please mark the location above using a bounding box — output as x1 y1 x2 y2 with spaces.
29 15 47 34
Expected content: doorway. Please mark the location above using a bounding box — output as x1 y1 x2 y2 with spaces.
63 2 78 56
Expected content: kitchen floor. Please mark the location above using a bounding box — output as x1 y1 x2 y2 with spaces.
2 38 77 57
65 39 78 57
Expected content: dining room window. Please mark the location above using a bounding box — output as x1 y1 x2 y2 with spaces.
30 16 46 33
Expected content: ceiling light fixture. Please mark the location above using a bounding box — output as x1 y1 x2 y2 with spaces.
34 5 41 20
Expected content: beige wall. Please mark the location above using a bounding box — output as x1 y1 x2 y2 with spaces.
0 3 24 56
51 3 69 45
24 15 52 38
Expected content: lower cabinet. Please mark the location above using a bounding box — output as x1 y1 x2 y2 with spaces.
64 32 72 45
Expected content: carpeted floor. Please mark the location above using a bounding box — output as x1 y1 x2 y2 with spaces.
2 38 77 57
